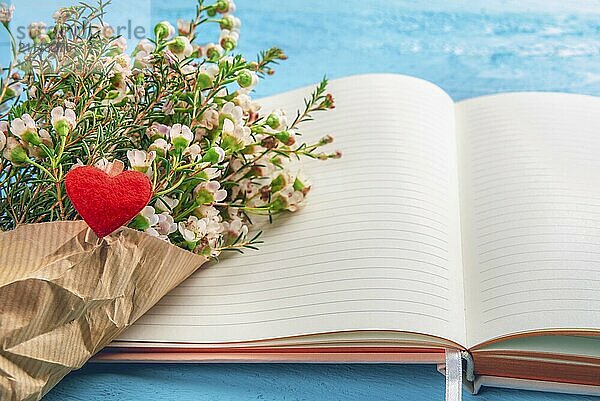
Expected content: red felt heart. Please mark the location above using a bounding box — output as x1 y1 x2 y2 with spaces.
65 166 153 238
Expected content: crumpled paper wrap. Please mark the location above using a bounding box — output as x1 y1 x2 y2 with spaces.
0 221 207 401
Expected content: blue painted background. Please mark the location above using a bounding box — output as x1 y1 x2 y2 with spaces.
7 0 600 399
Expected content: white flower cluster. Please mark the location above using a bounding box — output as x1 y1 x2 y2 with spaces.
0 104 77 165
0 0 339 256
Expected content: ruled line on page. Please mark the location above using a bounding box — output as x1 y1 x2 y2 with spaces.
135 310 451 327
147 298 451 317
483 309 600 325
482 287 600 303
479 241 600 256
181 271 450 290
479 268 600 283
164 287 451 305
481 298 600 314
248 222 449 244
259 231 448 252
169 277 448 298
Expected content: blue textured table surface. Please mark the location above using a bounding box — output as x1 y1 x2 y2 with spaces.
13 0 598 399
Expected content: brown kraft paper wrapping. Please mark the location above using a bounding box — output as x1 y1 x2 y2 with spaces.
0 221 207 401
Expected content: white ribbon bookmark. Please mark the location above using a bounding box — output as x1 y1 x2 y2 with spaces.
445 349 462 401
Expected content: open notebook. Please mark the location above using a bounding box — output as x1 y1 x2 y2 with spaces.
101 74 600 395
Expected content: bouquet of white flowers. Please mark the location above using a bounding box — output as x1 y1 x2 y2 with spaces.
0 1 338 400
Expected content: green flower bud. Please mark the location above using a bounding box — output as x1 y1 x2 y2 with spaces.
168 36 186 53
221 37 236 51
270 174 287 193
219 17 233 30
206 8 217 17
21 130 42 146
8 145 29 165
206 47 221 61
221 134 243 153
269 195 288 212
129 214 150 231
202 147 224 164
215 0 229 13
195 189 215 205
54 120 70 137
106 90 121 100
275 131 295 146
237 70 254 88
197 73 213 90
293 177 306 192
171 136 190 152
154 21 172 41
265 113 280 129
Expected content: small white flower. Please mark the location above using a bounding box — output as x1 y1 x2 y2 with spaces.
105 54 133 89
149 138 170 157
168 36 194 60
220 101 244 125
222 118 251 150
196 63 220 89
11 114 41 145
134 39 155 68
51 106 77 134
184 143 203 161
198 107 220 130
278 185 306 212
222 217 248 238
94 158 111 171
194 180 228 204
146 122 170 140
28 22 47 40
50 106 77 136
140 205 160 226
91 23 114 38
53 8 71 24
219 29 239 51
3 137 28 165
127 149 156 175
203 42 223 61
178 215 207 243
265 109 288 131
220 14 241 32
169 123 194 150
111 37 127 53
195 205 220 219
94 158 125 176
0 121 8 150
200 63 220 79
0 3 15 24
177 19 193 36
156 212 178 236
155 196 179 213
234 94 261 115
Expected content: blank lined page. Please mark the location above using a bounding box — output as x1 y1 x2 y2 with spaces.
119 74 466 346
457 93 600 347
